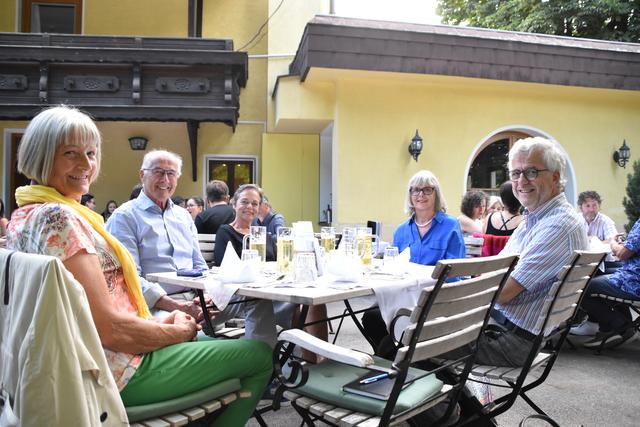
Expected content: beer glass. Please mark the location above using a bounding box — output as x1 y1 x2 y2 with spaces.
320 226 336 252
356 226 374 266
277 227 293 274
242 226 267 263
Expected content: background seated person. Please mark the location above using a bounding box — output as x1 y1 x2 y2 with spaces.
214 184 324 360
578 190 621 274
252 193 286 241
457 190 487 235
447 137 588 367
580 218 640 349
6 106 271 427
484 180 522 236
578 190 618 243
186 196 204 222
362 170 465 355
108 151 280 346
195 180 235 234
214 184 276 266
487 195 504 215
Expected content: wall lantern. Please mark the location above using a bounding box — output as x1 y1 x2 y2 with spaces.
613 140 630 168
408 129 423 162
128 136 148 151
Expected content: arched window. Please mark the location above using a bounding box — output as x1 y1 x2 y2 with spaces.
467 131 531 196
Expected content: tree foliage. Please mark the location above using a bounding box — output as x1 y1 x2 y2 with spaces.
623 159 640 232
437 0 640 43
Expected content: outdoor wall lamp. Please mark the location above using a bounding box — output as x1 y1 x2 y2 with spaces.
408 129 423 162
613 140 630 168
128 136 148 151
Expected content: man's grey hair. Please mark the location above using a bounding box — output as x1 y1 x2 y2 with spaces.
509 137 567 190
18 105 101 186
140 150 183 177
404 170 447 216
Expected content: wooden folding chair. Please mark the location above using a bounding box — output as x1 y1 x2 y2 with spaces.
452 250 607 425
271 254 518 427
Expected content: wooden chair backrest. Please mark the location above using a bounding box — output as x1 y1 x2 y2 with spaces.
464 236 484 258
535 250 607 337
198 234 215 263
395 254 518 364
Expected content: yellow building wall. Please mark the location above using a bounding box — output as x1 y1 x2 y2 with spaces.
85 0 187 36
278 69 640 233
0 0 15 32
261 133 319 226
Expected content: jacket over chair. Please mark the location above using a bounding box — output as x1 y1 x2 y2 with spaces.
0 248 128 426
272 253 518 427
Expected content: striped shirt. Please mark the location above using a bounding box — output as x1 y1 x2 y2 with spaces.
498 193 588 334
580 212 618 241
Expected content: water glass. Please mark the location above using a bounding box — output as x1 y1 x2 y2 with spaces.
341 226 357 251
383 246 400 274
293 252 318 284
277 227 293 274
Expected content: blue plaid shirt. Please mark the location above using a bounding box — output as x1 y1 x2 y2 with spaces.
609 219 640 297
499 193 588 334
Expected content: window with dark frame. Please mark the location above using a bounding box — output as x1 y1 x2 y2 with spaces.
22 0 82 34
467 131 531 196
207 158 255 196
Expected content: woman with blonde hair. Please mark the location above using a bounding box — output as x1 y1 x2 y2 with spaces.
6 105 270 427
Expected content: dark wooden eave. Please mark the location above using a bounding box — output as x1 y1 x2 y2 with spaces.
0 32 249 181
290 15 640 91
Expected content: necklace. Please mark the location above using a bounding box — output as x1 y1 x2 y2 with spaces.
415 218 433 228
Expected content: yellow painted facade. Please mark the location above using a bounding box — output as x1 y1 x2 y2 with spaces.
274 68 640 236
2 0 638 236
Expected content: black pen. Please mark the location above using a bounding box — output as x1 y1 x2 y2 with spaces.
359 373 390 384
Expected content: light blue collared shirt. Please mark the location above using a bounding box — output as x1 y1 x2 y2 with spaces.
499 193 588 334
106 191 207 306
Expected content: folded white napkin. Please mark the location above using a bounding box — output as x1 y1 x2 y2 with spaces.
325 250 363 282
204 242 259 311
398 247 411 262
218 242 260 284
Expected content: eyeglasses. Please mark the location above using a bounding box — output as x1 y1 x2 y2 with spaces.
410 186 435 196
238 199 260 208
144 168 178 178
509 167 549 181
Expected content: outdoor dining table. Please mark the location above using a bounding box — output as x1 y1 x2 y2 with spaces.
146 260 437 347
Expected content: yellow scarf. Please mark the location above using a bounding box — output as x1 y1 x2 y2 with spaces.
15 185 151 319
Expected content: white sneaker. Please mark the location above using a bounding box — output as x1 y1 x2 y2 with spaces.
570 321 599 336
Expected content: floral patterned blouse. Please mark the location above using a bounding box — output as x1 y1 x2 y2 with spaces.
7 203 143 391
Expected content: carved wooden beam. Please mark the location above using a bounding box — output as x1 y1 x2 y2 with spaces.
187 120 200 182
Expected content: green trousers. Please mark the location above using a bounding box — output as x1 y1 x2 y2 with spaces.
120 337 272 427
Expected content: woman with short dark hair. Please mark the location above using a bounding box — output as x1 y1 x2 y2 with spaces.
457 190 487 235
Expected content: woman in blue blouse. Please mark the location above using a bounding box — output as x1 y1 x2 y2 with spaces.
362 170 465 355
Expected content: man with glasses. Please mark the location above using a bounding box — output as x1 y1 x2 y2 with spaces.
469 137 589 366
107 150 279 345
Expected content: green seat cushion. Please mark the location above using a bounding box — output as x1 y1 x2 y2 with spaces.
125 378 241 422
294 357 443 416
